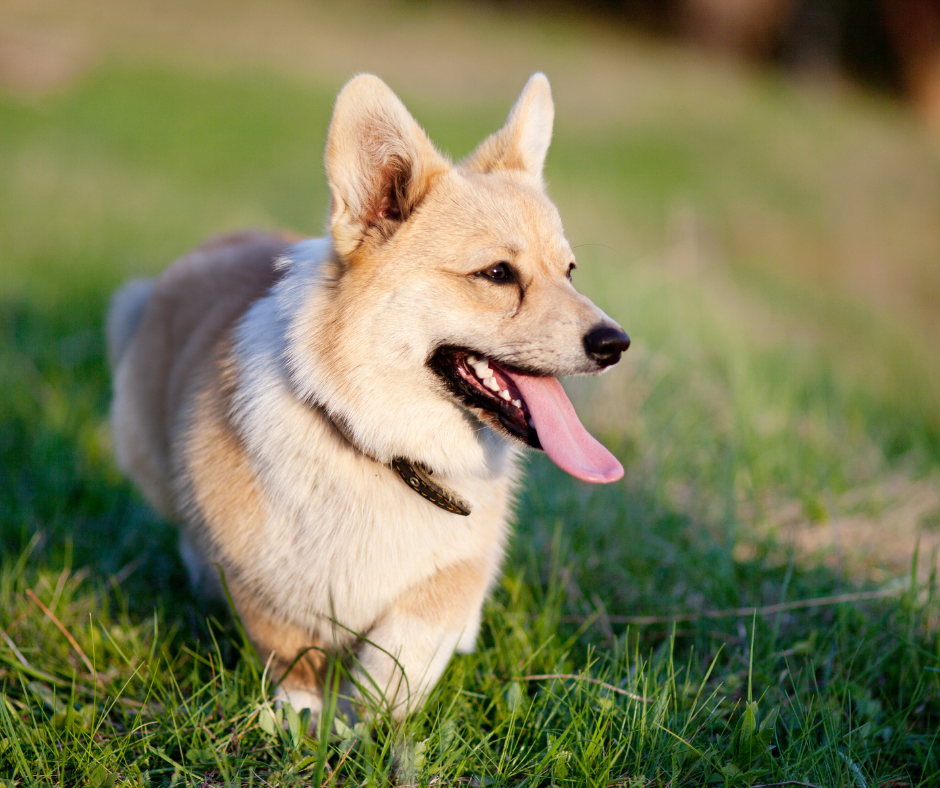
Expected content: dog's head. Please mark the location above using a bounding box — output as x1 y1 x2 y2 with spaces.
281 73 628 483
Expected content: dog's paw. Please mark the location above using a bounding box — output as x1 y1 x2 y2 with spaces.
274 685 323 728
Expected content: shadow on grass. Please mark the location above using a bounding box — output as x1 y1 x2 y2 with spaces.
0 294 195 620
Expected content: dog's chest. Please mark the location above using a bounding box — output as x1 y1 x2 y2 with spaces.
249 443 514 634
225 378 513 632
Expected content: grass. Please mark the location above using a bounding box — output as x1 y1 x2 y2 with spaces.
1 18 940 787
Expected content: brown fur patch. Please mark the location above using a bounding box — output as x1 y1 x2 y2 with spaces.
396 559 488 629
177 335 265 588
234 585 329 695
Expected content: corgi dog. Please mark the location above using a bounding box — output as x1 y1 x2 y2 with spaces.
108 72 629 723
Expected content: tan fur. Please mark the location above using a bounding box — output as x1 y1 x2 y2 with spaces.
397 558 489 628
176 335 266 594
111 230 297 515
109 73 626 723
233 585 329 707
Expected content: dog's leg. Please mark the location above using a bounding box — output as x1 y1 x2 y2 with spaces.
350 558 491 721
234 594 329 719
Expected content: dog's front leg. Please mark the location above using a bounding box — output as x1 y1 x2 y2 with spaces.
351 557 491 721
230 586 330 720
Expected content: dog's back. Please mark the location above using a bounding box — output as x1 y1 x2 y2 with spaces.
108 230 296 516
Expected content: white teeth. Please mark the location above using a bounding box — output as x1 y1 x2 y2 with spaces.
472 360 493 379
484 377 500 392
467 355 478 365
512 399 522 408
500 390 511 401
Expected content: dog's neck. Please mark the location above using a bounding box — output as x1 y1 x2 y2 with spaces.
319 400 472 516
277 240 502 481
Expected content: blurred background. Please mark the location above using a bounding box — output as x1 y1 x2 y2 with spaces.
2 0 939 582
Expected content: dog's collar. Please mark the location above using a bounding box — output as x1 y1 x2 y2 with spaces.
316 402 472 516
391 458 471 516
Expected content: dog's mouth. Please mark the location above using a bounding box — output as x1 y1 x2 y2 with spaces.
430 348 623 484
431 348 539 447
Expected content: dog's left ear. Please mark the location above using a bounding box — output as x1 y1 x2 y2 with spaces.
326 74 449 259
462 72 554 182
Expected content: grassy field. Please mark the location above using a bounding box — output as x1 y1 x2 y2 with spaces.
2 2 940 785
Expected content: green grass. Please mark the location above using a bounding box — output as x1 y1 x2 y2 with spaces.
1 57 939 786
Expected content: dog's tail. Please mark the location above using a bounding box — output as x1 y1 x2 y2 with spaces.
106 278 154 370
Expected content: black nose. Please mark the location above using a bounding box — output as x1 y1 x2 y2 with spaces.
583 325 630 368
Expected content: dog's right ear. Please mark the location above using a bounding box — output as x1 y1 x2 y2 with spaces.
325 75 449 259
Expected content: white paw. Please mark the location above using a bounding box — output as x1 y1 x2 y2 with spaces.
274 685 323 717
455 620 481 654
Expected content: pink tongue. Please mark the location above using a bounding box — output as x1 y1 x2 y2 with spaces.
506 372 624 484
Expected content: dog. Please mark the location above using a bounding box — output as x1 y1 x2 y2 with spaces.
108 72 630 723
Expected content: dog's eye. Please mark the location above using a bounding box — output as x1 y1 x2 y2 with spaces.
479 262 514 283
566 262 576 281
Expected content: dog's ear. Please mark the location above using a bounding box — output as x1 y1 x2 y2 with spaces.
325 74 449 258
462 72 554 181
